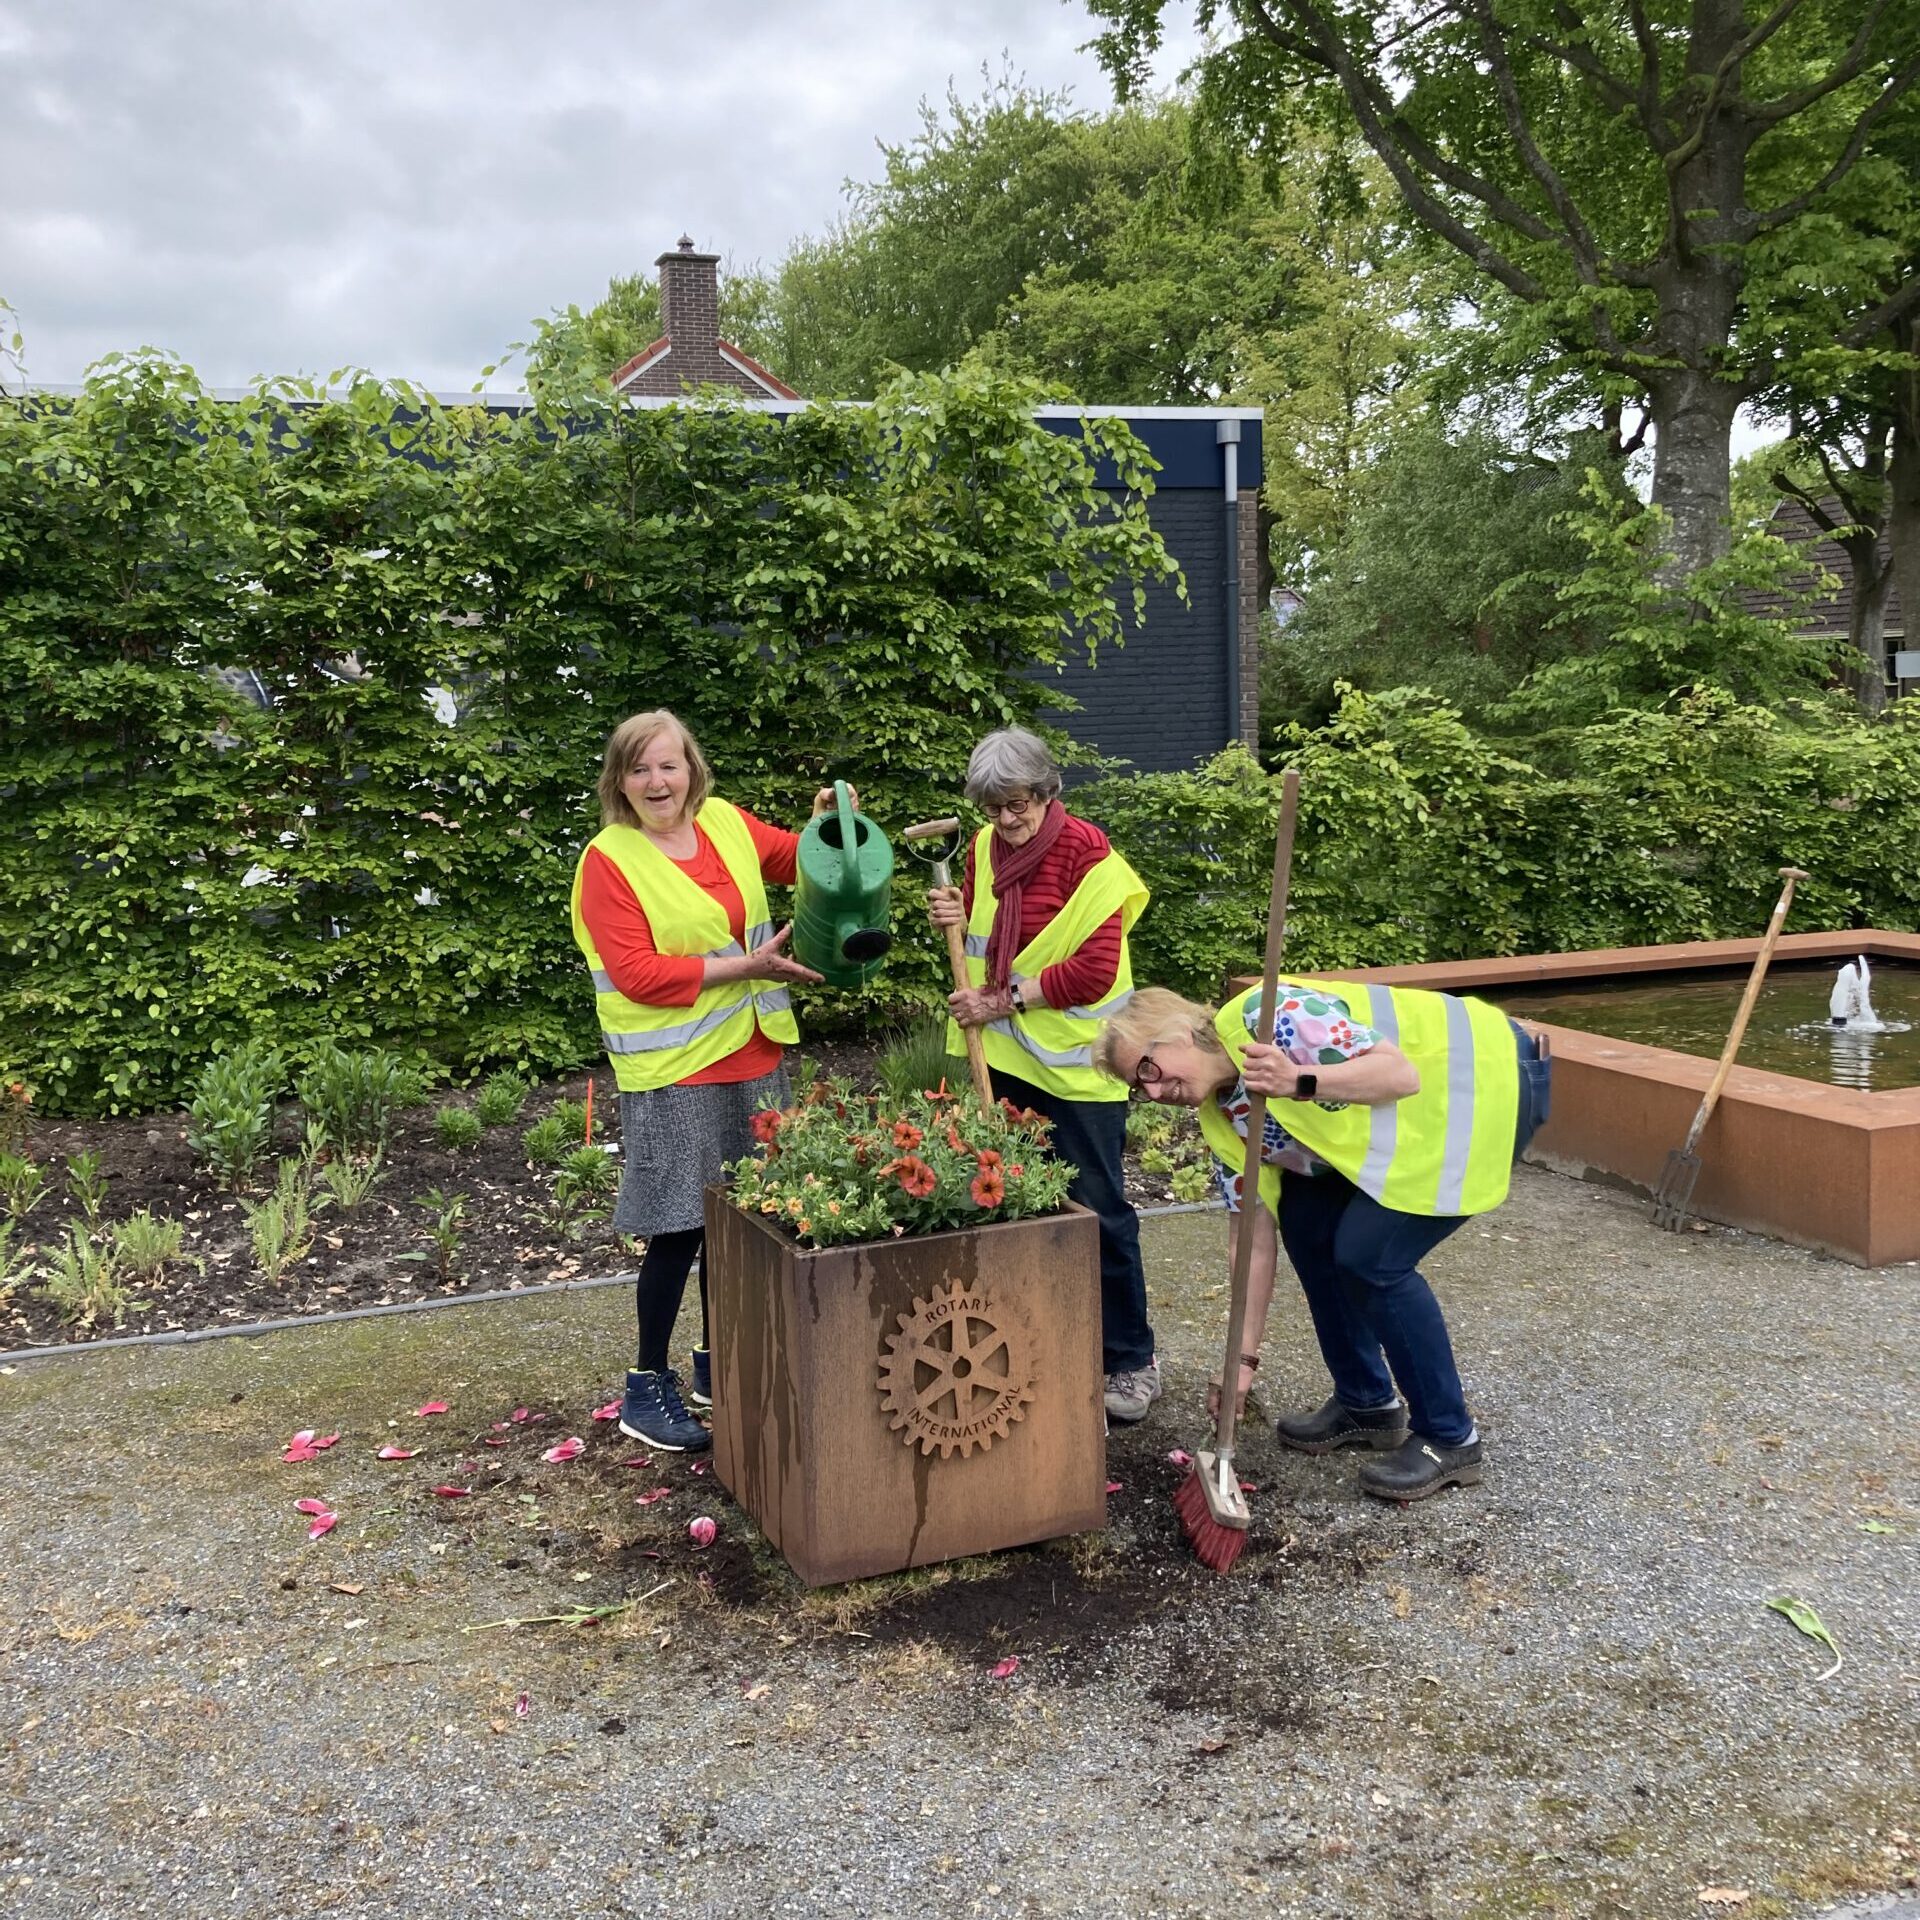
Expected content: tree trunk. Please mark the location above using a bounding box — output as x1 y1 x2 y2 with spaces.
1889 316 1920 698
1840 530 1891 716
1646 369 1745 581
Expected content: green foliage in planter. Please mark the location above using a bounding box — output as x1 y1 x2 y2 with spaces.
433 1105 483 1153
727 1079 1074 1249
186 1042 284 1190
2 356 1177 1114
875 1016 956 1106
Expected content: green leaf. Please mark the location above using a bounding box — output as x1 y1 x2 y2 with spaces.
1766 1595 1842 1676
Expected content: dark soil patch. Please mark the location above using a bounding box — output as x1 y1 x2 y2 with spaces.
4 1042 1200 1351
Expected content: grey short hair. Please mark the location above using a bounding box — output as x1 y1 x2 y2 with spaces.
964 728 1063 808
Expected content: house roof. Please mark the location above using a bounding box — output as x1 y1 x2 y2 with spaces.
610 334 800 400
1740 495 1905 640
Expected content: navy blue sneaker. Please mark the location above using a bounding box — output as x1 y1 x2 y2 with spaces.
619 1368 710 1453
689 1346 712 1410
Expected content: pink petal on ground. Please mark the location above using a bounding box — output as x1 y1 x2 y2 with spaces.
509 1407 533 1423
1166 1448 1193 1468
287 1429 316 1448
431 1485 472 1499
687 1516 717 1548
376 1446 417 1461
513 1692 530 1717
688 1459 709 1476
636 1487 672 1507
311 1433 341 1451
991 1657 1021 1680
282 1442 320 1464
294 1498 332 1516
482 1436 511 1448
412 1401 451 1417
540 1436 585 1464
1105 1480 1124 1495
619 1455 653 1469
1239 1480 1260 1494
490 1421 513 1432
591 1401 621 1422
307 1512 338 1541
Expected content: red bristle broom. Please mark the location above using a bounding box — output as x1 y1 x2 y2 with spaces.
1174 766 1300 1573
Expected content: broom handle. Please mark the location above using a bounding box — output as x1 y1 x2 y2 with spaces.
1677 865 1808 1156
931 850 995 1111
1213 768 1300 1470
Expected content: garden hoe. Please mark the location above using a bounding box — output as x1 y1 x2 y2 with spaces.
1174 767 1300 1575
1651 865 1809 1232
902 817 994 1110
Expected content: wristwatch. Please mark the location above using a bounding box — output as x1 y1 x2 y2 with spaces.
1291 1071 1318 1101
1008 981 1027 1015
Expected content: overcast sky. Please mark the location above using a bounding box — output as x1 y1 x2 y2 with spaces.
3 0 1197 392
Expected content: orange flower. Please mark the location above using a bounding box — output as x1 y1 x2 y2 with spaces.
975 1148 1003 1173
892 1119 924 1150
970 1169 1005 1208
750 1108 784 1145
895 1156 937 1198
945 1123 966 1153
786 1197 804 1217
1008 1162 1024 1177
797 1218 812 1236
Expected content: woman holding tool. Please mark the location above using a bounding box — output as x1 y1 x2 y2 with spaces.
925 727 1158 1423
1095 964 1551 1506
571 708 852 1452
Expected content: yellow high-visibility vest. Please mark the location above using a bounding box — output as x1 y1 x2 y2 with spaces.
945 826 1148 1103
570 799 800 1094
1195 982 1520 1219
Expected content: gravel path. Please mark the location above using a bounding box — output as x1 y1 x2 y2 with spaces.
3 1164 1917 1919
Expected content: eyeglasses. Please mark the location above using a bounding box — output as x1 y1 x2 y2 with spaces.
987 792 1040 821
1127 1051 1161 1101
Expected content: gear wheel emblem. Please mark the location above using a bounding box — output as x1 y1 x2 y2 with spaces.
878 1281 1035 1458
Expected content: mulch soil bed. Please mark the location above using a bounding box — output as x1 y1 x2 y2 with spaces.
4 1043 1199 1352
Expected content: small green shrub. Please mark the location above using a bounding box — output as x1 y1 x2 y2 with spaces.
522 1113 571 1166
1170 1163 1215 1205
548 1098 589 1146
414 1187 467 1280
0 1152 46 1223
297 1043 414 1155
186 1043 283 1190
433 1106 483 1153
114 1209 197 1284
0 1221 33 1298
876 1016 956 1106
476 1071 530 1127
315 1150 385 1211
66 1151 110 1230
38 1223 137 1327
559 1146 619 1194
244 1159 319 1283
547 1149 617 1237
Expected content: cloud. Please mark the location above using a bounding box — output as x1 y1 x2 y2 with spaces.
2 0 1199 389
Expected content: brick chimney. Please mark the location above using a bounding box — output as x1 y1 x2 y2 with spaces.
657 235 720 356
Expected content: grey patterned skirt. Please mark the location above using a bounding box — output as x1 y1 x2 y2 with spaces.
612 1065 791 1238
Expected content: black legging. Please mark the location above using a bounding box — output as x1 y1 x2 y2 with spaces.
634 1227 705 1374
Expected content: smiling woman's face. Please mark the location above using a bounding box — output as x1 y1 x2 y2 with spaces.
1112 1032 1222 1109
621 728 692 834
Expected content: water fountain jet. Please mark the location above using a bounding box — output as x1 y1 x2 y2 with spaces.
1829 955 1888 1032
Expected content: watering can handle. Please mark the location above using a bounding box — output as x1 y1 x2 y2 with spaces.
833 780 859 889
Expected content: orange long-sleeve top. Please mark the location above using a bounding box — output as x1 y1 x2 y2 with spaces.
579 807 799 1087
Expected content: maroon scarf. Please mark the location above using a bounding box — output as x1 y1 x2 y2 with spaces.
982 798 1068 992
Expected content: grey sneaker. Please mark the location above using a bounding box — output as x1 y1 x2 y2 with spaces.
1104 1358 1162 1424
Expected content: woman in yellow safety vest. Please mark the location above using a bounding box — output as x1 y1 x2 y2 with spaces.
571 708 844 1454
928 727 1159 1425
1094 980 1552 1501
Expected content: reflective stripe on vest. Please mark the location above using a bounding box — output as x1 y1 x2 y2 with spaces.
1205 982 1519 1219
569 801 799 1093
946 826 1148 1102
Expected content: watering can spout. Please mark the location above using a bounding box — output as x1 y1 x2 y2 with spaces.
792 780 895 988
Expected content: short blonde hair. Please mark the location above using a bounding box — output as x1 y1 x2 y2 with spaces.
597 710 712 830
1092 986 1228 1084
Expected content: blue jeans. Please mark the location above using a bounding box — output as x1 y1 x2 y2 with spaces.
1275 1025 1550 1448
991 1067 1155 1375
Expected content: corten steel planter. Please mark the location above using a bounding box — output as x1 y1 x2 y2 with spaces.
704 1189 1106 1587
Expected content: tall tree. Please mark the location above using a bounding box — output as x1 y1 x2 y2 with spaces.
1085 0 1920 577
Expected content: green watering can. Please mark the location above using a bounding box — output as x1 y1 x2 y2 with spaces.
792 780 894 988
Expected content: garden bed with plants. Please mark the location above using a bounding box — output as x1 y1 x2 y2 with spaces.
0 1023 1214 1353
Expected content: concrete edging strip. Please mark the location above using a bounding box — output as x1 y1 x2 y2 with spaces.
1 1201 1223 1365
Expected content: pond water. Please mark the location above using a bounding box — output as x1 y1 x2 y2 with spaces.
1488 959 1920 1092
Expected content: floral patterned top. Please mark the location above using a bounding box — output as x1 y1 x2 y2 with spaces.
1214 985 1380 1211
